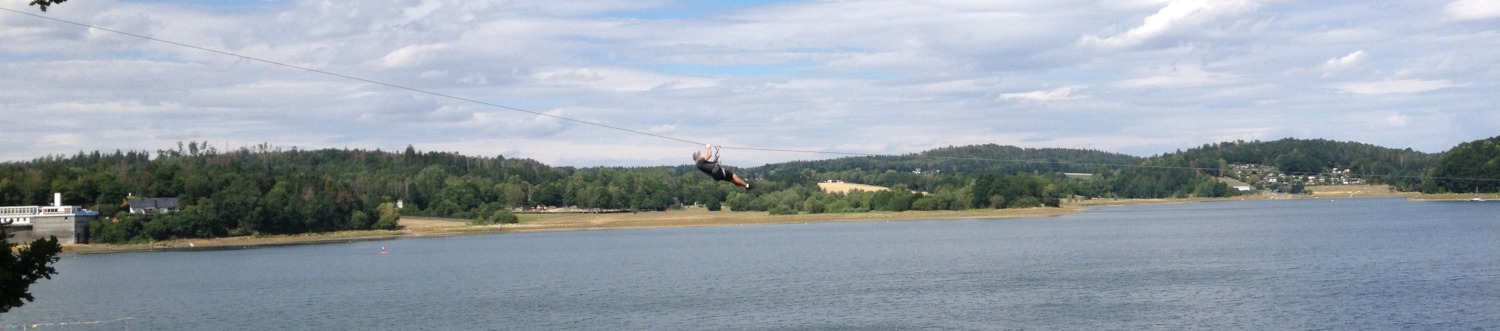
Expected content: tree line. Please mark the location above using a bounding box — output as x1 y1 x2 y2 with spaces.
4 138 1483 243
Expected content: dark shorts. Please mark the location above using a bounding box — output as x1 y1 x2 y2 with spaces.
696 160 732 181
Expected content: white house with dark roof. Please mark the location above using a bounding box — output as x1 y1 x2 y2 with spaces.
128 197 180 214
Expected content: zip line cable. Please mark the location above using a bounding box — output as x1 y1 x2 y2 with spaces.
4 8 1495 184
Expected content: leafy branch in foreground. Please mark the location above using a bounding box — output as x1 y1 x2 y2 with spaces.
0 226 61 313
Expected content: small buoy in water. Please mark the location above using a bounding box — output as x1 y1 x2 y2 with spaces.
379 246 389 254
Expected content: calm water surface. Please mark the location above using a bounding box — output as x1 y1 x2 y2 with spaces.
4 198 1499 330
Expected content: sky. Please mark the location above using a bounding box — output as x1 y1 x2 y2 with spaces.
2 0 1498 167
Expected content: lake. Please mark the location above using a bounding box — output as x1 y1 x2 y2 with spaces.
4 198 1498 330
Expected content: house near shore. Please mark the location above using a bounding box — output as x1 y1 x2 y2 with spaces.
1 193 97 244
1218 177 1256 192
128 197 180 214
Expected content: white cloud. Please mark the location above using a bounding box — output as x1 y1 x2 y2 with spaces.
1210 127 1276 144
457 73 489 85
1296 28 1385 45
379 43 451 68
1078 0 1260 49
1444 0 1500 21
1320 50 1368 75
39 133 86 147
1385 114 1411 128
1332 79 1457 94
1114 66 1236 89
532 67 719 91
462 108 570 138
914 78 1005 95
647 123 678 134
4 0 1500 165
1000 86 1085 101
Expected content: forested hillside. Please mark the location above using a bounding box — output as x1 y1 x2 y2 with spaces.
755 139 1440 198
0 138 1477 243
0 143 741 243
756 144 1141 182
1424 135 1500 193
1098 138 1439 197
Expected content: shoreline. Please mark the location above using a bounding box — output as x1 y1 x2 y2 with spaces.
61 187 1464 255
61 207 1079 255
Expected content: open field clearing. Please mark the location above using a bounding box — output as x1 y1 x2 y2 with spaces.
816 182 890 194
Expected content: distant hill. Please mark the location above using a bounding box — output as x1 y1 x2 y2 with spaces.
743 139 1440 197
1424 135 1500 193
1115 138 1439 193
748 144 1140 183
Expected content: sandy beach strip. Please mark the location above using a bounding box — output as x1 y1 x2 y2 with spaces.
61 207 1077 254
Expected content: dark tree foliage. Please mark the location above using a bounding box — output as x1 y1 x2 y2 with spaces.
971 173 1061 208
1423 136 1500 194
0 227 61 313
28 0 66 12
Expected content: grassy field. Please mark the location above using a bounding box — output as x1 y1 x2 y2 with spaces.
816 182 889 194
1303 184 1415 198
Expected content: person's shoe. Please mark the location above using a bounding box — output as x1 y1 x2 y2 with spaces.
744 183 753 190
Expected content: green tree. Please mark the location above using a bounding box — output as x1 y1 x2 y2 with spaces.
1 227 62 313
373 202 400 230
469 208 517 225
803 197 826 214
350 210 372 230
28 0 67 12
989 195 1006 209
727 193 755 211
869 190 895 211
768 205 797 215
491 209 519 224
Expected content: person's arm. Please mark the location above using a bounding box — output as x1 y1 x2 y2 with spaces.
704 144 716 162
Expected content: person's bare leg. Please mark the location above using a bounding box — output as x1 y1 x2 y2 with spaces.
729 174 750 189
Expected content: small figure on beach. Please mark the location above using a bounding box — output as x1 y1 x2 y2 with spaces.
693 144 752 190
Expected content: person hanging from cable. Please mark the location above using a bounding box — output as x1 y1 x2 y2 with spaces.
693 144 753 190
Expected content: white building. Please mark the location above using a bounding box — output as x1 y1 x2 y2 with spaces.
2 193 97 244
